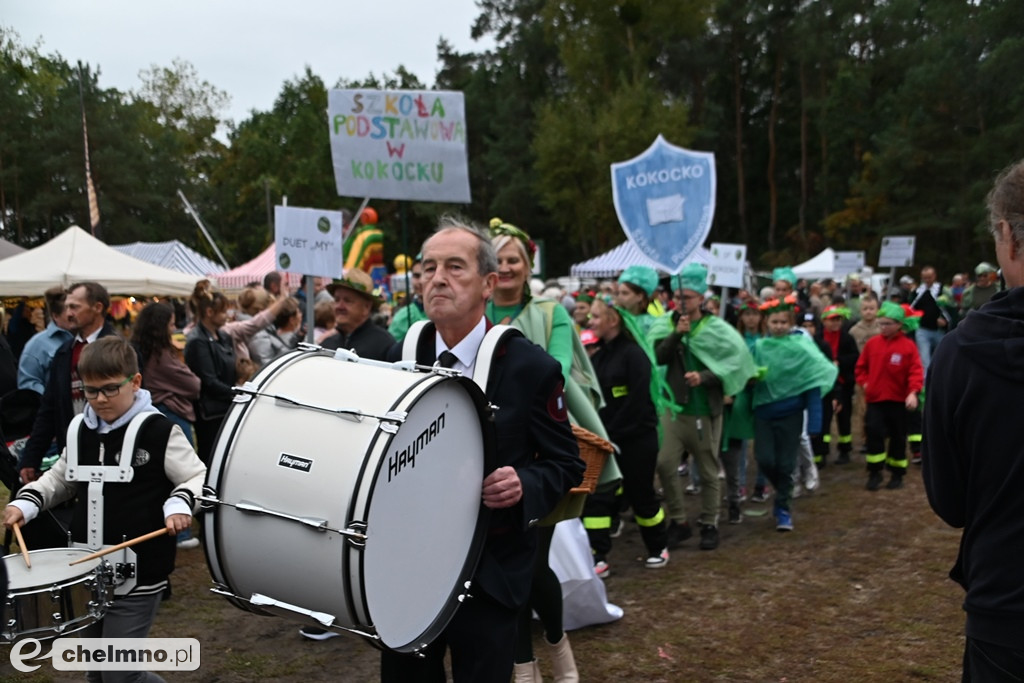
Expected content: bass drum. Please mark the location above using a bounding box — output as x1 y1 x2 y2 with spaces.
203 349 494 653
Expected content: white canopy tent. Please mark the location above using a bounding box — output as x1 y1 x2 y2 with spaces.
0 226 210 296
570 240 710 278
0 238 26 260
791 247 840 280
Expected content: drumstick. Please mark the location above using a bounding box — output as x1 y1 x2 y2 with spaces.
68 528 171 566
12 523 30 568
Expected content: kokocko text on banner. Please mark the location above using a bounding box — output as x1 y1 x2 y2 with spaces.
611 135 716 275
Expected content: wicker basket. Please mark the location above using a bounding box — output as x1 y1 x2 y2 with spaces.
569 424 613 494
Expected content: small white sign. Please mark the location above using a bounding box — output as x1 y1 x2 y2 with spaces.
834 250 866 274
274 206 344 279
707 242 747 289
878 236 915 267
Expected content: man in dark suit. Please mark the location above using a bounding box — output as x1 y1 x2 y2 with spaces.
381 218 583 682
19 282 116 484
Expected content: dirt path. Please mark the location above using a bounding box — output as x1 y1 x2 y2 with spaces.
1 458 965 682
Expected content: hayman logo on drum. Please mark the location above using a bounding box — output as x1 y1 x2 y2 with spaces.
389 410 446 482
278 453 313 472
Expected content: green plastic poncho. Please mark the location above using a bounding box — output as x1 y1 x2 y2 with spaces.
647 314 757 399
619 306 675 421
500 298 622 488
752 332 838 408
387 302 428 342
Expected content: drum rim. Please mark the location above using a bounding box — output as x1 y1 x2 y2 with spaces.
3 547 101 589
341 368 447 632
203 348 312 616
349 374 496 652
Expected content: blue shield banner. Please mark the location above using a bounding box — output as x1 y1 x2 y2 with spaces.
610 135 716 275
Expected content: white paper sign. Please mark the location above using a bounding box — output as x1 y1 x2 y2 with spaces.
834 251 866 274
646 194 686 225
328 89 471 203
274 206 343 278
707 242 747 289
878 236 916 267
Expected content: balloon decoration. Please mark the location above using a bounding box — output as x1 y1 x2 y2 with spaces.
343 207 384 274
393 254 413 273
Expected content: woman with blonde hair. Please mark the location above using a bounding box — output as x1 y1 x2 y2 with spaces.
488 217 617 683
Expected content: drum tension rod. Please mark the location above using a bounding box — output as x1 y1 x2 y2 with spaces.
231 385 407 431
196 496 368 541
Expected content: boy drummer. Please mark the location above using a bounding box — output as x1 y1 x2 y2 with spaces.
3 336 205 677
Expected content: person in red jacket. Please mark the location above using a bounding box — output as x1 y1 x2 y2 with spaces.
854 301 924 491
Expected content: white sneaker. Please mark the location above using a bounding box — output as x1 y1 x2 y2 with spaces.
644 548 669 569
804 464 820 492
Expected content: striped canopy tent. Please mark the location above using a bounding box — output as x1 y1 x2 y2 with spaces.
211 244 302 292
112 239 224 277
0 238 26 260
570 240 711 278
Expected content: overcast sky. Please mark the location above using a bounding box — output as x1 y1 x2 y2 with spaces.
3 0 490 126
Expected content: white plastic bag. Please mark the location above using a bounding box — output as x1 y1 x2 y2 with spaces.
548 518 624 630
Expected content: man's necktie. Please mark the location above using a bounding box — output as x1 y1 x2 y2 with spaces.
438 350 459 368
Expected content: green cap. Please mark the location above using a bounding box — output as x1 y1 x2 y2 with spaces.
618 265 659 297
878 300 905 323
673 262 708 295
772 267 797 287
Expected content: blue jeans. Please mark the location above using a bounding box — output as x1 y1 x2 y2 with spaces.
915 327 945 374
754 412 804 512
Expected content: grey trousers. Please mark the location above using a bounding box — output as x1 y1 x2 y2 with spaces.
82 591 166 683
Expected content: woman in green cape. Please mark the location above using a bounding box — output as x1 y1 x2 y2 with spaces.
488 218 619 683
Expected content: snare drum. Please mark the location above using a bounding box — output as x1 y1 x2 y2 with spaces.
2 547 113 642
203 349 495 653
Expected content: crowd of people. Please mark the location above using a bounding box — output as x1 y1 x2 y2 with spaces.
0 169 1021 679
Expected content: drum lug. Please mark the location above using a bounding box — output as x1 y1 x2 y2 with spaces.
346 521 367 548
200 485 219 510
